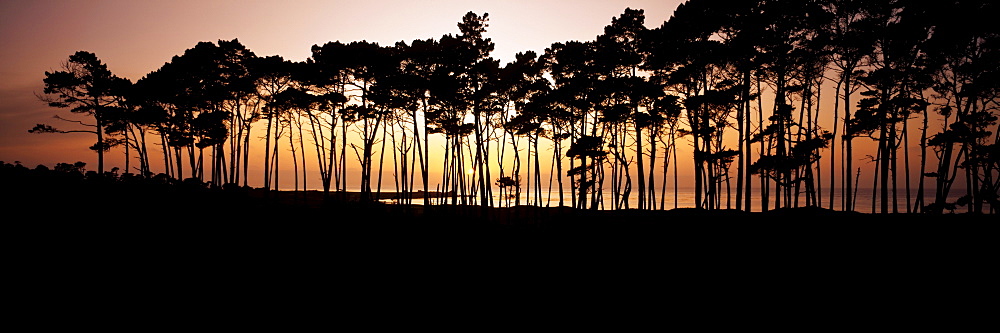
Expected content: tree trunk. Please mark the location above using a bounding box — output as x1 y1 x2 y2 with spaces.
844 75 854 212
830 77 842 210
264 114 274 190
636 118 645 210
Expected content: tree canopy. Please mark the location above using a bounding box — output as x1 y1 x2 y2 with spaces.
35 3 999 214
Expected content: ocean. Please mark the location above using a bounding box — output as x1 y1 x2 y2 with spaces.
361 187 990 214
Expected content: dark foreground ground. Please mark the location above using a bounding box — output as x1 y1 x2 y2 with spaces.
8 183 994 269
6 183 994 245
3 181 995 325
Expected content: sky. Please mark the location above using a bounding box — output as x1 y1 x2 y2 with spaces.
0 0 685 172
3 0 933 212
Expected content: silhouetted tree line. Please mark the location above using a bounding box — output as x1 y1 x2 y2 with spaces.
0 160 244 190
34 0 999 214
0 159 265 217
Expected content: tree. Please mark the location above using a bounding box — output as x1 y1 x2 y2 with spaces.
848 0 932 214
36 51 131 175
499 50 552 207
705 0 763 212
650 0 736 210
338 41 393 203
923 0 1000 214
105 84 156 177
822 0 877 212
393 38 442 204
448 11 499 207
594 7 656 210
132 40 257 185
542 40 605 209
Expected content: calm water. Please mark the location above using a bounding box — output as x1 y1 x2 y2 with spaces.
361 187 989 214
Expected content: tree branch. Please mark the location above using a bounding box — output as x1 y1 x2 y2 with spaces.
28 123 96 134
53 115 96 127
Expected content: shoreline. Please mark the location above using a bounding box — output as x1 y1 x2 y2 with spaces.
4 175 995 229
251 188 995 220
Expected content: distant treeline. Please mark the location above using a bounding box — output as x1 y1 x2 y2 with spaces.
0 159 364 224
34 0 999 214
0 160 247 194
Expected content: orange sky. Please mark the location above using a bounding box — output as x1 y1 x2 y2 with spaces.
2 0 912 203
0 0 682 170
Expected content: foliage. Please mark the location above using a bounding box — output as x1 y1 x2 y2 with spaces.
30 1 1000 214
